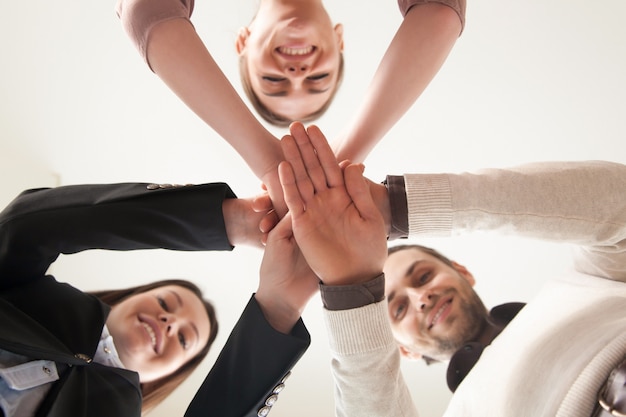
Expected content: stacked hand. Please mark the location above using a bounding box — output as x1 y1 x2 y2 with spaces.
278 122 388 285
256 122 388 332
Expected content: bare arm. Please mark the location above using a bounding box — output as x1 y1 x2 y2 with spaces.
334 2 463 163
117 0 286 212
145 19 282 179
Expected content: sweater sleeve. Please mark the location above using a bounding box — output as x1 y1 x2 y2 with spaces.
403 161 626 282
116 0 195 69
324 301 419 417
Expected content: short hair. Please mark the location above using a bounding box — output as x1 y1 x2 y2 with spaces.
388 243 454 268
239 53 344 127
387 244 453 366
89 279 219 415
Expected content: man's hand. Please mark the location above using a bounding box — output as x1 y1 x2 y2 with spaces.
255 214 320 334
279 122 388 286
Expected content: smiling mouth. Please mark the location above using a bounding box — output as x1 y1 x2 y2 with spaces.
428 299 452 330
276 45 315 56
141 322 157 351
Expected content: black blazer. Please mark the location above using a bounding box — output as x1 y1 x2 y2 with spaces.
0 182 310 417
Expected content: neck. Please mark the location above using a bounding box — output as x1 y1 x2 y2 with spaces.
474 315 506 347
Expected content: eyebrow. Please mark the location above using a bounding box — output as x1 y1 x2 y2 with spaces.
168 290 200 345
386 260 423 304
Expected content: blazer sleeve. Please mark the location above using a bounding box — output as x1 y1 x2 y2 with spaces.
0 182 235 288
185 295 311 417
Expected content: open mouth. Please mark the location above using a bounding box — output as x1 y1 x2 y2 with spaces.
428 299 452 330
141 321 158 352
276 45 316 56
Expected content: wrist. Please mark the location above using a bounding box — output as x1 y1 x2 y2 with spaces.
372 181 392 237
254 291 301 334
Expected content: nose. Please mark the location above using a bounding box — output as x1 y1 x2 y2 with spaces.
159 314 177 334
284 62 310 76
406 288 434 312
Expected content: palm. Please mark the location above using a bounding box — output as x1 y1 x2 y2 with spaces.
279 123 387 286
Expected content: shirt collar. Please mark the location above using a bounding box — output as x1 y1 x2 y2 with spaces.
445 302 526 392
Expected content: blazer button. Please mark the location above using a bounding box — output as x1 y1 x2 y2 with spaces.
74 353 92 363
257 406 271 417
272 383 285 394
265 394 278 407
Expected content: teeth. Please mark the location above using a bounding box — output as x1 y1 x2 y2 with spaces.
278 46 314 56
142 322 156 349
430 301 450 328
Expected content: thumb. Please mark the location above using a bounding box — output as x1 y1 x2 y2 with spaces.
344 164 380 220
267 212 294 244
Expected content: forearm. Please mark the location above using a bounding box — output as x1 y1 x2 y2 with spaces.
334 3 462 163
253 291 303 334
0 183 234 282
324 302 419 417
146 19 282 178
185 295 310 417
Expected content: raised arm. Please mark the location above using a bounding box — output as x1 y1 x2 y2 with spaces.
186 213 318 417
279 122 417 417
116 0 286 210
334 0 465 163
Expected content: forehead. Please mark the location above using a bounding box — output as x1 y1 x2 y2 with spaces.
384 249 437 284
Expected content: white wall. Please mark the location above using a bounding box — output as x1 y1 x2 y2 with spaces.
1 0 625 416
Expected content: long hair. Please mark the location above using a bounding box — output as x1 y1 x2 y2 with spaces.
239 53 344 127
89 279 219 415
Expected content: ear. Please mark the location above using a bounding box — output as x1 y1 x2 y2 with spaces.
451 261 475 287
399 345 422 361
235 27 251 55
334 23 345 52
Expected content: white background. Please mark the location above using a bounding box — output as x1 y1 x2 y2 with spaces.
1 0 625 416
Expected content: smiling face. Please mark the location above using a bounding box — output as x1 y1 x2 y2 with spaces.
105 285 211 382
384 248 489 362
236 1 344 121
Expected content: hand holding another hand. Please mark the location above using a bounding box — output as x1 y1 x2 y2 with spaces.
279 122 388 286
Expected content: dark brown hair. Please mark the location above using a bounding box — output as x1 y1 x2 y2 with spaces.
239 53 345 127
90 279 219 415
388 243 455 268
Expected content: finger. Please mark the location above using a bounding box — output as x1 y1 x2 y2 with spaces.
289 122 329 192
252 193 273 212
259 209 279 234
267 212 294 243
281 135 315 203
306 125 344 188
278 161 306 219
344 163 380 221
338 159 352 171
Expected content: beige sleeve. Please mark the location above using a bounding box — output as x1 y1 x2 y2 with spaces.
397 0 466 33
116 0 194 69
324 301 420 417
403 160 626 281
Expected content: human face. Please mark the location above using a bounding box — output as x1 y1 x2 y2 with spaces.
106 285 211 382
384 249 488 361
236 2 344 120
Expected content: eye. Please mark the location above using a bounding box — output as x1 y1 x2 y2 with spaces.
178 333 188 349
157 296 169 312
262 76 286 82
419 272 432 285
307 73 329 81
393 301 407 321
